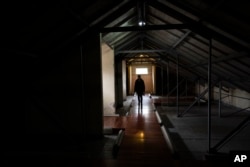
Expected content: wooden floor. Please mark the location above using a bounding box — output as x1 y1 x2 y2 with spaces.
102 96 213 167
6 96 218 167
103 96 174 167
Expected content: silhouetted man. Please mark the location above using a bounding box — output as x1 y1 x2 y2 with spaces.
134 75 145 106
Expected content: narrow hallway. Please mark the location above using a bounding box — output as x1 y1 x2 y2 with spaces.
103 95 174 166
116 95 174 167
103 96 216 167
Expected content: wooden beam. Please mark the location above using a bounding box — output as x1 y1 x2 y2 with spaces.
100 24 190 33
116 49 167 54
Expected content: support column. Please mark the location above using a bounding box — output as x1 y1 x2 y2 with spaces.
219 81 222 118
208 38 212 153
198 79 200 106
161 65 163 97
81 31 103 138
185 79 188 99
176 53 179 117
167 61 169 104
161 64 164 107
115 57 124 108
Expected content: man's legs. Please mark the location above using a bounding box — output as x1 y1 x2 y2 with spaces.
138 94 143 105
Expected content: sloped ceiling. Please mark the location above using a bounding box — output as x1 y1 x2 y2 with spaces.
2 0 250 92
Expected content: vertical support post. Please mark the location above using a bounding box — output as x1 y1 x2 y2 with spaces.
208 38 212 153
167 61 169 104
198 79 200 106
185 79 188 100
161 64 163 107
219 81 222 118
161 66 163 96
80 31 103 138
115 57 124 108
80 44 87 136
176 53 179 117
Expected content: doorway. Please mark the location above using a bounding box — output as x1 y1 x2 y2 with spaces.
128 64 155 95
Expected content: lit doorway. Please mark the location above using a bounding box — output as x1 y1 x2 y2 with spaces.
128 64 156 95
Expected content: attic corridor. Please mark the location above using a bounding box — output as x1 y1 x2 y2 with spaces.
3 0 250 166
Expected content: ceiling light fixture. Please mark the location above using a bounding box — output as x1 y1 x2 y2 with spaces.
138 20 146 26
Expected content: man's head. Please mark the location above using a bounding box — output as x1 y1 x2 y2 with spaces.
138 75 141 79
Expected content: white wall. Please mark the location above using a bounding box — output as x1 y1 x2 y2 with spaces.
230 89 250 110
101 43 115 115
195 83 208 99
213 87 250 110
122 60 127 100
195 82 250 110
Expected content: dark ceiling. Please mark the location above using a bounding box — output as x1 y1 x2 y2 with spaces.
2 0 250 92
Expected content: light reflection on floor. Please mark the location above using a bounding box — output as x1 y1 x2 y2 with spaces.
129 96 154 121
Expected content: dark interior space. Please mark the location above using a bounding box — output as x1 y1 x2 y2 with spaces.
3 0 250 166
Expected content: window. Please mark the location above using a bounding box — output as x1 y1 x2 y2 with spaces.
136 68 148 74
